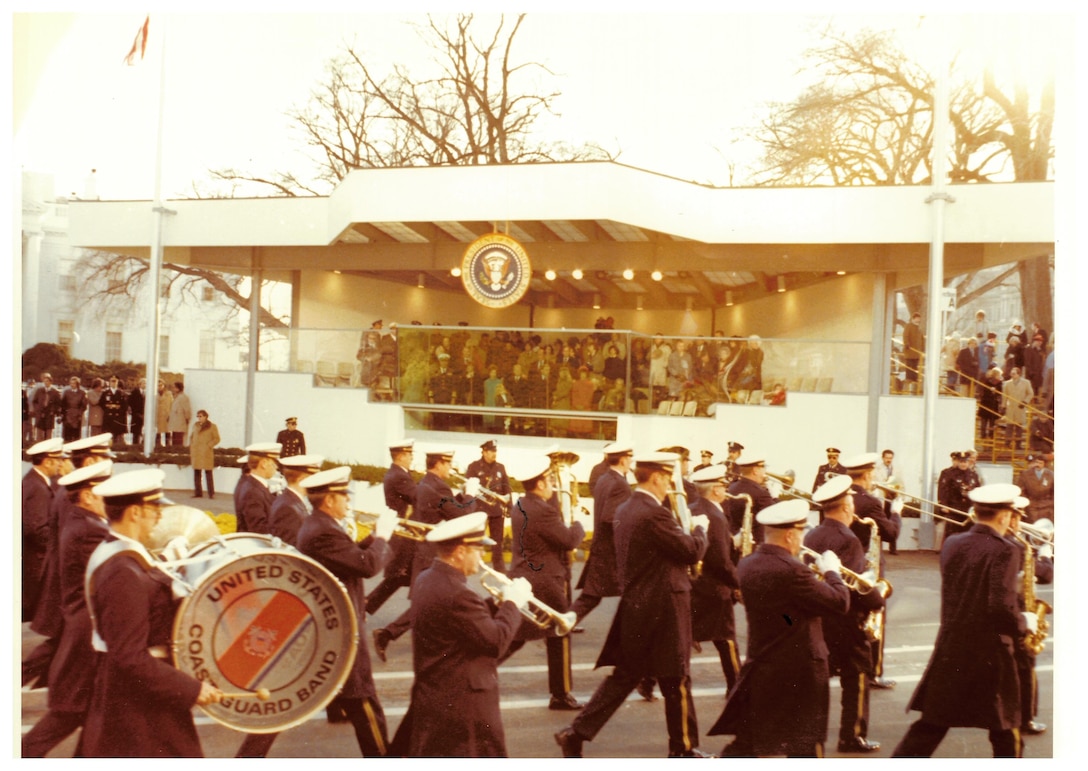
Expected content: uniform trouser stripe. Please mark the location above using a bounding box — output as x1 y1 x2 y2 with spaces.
362 699 387 756
546 635 572 696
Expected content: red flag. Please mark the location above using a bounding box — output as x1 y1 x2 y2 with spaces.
124 16 149 66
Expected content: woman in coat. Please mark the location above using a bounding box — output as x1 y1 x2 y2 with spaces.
188 410 220 499
155 380 173 446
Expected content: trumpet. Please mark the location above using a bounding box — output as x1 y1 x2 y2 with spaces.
352 510 435 541
766 471 817 504
798 546 892 599
477 562 576 636
449 472 512 507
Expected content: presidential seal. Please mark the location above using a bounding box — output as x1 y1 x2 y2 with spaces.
462 233 532 309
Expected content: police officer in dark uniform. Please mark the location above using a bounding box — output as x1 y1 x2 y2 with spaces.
727 452 778 548
694 449 715 472
464 439 512 572
709 499 850 758
811 447 846 492
843 452 901 690
555 453 710 758
298 466 397 757
688 464 742 691
267 454 322 546
366 440 418 617
725 441 745 482
22 460 113 757
805 474 886 753
506 456 585 710
937 451 978 542
373 448 476 662
100 376 128 447
81 470 223 757
893 484 1029 757
569 442 632 622
233 442 281 534
275 416 306 457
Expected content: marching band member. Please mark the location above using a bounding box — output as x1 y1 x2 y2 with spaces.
233 442 282 534
81 470 222 757
298 466 397 757
892 484 1028 757
373 449 477 662
267 454 323 545
22 460 113 757
464 440 512 573
569 442 632 623
726 452 777 548
688 464 742 691
1009 496 1053 737
365 440 419 617
843 452 900 690
710 498 850 757
805 475 886 753
555 453 710 758
506 456 586 710
391 512 530 757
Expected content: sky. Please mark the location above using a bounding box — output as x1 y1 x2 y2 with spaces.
11 4 1072 201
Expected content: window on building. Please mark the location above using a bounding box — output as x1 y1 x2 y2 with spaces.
202 286 215 302
58 320 75 356
105 330 123 362
199 330 215 369
159 334 170 368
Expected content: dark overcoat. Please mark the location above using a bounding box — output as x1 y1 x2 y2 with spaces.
410 473 474 582
30 487 69 638
596 490 707 678
381 463 418 580
268 488 309 546
399 560 522 757
709 543 850 756
22 468 53 621
849 484 901 574
234 474 275 535
576 467 629 596
296 509 390 700
688 497 739 642
905 524 1024 730
81 539 203 757
726 476 776 547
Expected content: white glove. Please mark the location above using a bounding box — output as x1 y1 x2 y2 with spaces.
732 533 742 550
161 536 189 563
690 514 710 532
1022 612 1039 634
816 549 842 576
1037 544 1054 561
463 477 482 498
373 508 398 541
890 498 905 516
501 576 533 610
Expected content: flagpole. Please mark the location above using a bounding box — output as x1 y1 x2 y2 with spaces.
143 16 171 458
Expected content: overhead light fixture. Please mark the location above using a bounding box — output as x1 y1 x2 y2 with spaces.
451 266 462 277
725 291 734 307
333 269 342 275
636 295 644 311
417 273 426 289
622 268 634 280
592 293 601 310
651 270 663 282
545 269 557 281
572 269 584 280
836 270 846 275
777 275 786 293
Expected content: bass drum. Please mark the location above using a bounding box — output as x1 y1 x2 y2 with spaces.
172 533 358 734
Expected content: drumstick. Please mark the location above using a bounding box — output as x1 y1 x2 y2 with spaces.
218 687 272 701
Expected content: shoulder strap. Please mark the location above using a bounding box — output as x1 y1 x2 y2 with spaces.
84 539 157 652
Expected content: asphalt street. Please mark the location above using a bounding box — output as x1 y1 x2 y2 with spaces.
19 505 1055 758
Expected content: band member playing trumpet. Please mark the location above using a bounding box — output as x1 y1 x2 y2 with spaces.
893 484 1029 758
688 464 742 692
373 449 477 663
81 469 223 757
804 475 886 753
298 466 397 757
464 440 512 573
556 453 710 758
727 453 777 548
391 512 531 757
366 440 419 618
843 452 901 690
506 456 586 710
709 499 850 758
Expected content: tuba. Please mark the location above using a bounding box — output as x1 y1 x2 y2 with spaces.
856 515 894 642
1012 531 1052 655
478 562 576 635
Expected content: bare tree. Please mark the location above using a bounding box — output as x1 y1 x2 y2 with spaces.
750 26 1055 330
212 13 612 196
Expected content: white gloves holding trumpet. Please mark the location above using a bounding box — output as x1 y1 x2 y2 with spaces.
463 476 482 498
372 508 399 541
501 576 533 610
814 549 842 576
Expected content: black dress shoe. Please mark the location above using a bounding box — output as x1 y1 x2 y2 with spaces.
372 628 392 663
1021 721 1047 735
636 677 658 702
837 737 881 753
692 640 703 653
668 748 717 758
325 702 349 724
554 727 584 757
869 677 896 690
549 693 583 711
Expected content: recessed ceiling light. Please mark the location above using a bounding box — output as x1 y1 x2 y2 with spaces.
572 269 584 280
622 269 634 280
651 270 663 281
545 269 557 281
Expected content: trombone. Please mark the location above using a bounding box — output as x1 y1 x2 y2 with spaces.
352 510 435 541
870 482 974 527
477 562 577 636
798 546 892 599
449 471 512 507
766 470 818 504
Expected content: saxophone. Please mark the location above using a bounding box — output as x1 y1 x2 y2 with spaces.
1013 532 1052 655
726 492 754 558
857 516 894 642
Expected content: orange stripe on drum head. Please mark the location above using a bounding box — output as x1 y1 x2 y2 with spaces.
215 590 313 689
